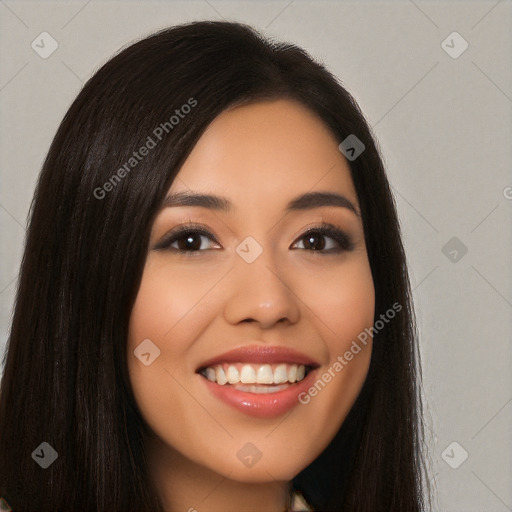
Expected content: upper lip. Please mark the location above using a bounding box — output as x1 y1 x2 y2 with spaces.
196 345 320 371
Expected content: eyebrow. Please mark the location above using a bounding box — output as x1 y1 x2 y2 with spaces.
161 190 360 217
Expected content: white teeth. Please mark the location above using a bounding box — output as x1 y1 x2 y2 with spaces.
226 365 240 384
216 366 228 385
257 364 274 384
205 367 216 382
234 383 290 394
240 364 256 384
203 363 309 386
273 364 288 384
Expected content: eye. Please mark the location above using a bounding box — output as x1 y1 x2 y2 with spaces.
153 224 221 253
291 223 354 253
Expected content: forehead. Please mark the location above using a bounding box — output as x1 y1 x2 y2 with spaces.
170 98 358 208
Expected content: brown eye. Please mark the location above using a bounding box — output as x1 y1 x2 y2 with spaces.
154 226 221 252
173 233 210 251
301 233 328 251
292 224 354 253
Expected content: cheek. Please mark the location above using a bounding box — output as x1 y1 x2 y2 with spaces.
128 260 219 343
297 255 375 345
289 256 375 441
127 258 232 377
126 260 218 415
126 261 225 456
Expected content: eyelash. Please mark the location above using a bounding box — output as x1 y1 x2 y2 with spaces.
153 222 354 254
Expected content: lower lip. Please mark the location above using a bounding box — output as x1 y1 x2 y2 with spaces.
201 370 317 418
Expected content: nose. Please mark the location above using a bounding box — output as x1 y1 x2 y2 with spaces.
222 251 301 329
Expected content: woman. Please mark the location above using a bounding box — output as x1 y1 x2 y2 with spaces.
0 20 430 511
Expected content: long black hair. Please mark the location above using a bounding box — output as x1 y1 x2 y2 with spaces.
0 20 431 511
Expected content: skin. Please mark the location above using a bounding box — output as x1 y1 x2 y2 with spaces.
127 99 375 512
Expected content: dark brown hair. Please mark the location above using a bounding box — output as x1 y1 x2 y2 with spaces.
0 20 430 511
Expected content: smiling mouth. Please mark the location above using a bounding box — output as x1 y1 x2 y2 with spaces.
198 362 314 394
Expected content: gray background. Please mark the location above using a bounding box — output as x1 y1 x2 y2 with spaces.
1 1 511 510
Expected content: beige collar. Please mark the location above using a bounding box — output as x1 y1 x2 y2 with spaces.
288 489 313 511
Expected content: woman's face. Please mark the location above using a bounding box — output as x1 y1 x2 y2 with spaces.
127 99 375 483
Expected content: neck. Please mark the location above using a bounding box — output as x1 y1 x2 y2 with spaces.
146 435 289 512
